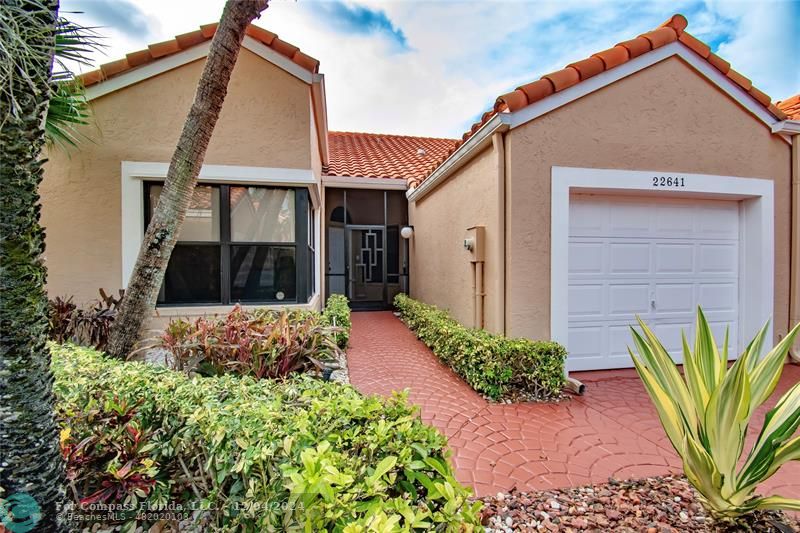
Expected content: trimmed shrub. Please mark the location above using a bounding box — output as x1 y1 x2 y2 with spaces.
52 344 481 531
158 305 340 379
394 294 566 401
322 294 351 348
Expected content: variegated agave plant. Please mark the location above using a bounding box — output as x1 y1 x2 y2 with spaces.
629 309 800 519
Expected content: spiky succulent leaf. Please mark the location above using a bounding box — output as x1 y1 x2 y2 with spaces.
748 322 800 410
737 382 800 494
629 309 800 519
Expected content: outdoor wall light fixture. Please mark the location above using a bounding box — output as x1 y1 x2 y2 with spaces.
400 225 414 239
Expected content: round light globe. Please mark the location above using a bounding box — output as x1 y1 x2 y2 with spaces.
400 226 414 239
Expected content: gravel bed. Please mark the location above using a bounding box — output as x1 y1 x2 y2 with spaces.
478 476 799 532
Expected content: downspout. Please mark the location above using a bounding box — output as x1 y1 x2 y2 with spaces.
475 261 485 329
790 133 800 362
492 132 506 335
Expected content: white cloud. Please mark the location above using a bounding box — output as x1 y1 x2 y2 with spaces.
62 0 797 138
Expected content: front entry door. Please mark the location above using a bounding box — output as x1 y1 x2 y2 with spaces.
347 226 385 306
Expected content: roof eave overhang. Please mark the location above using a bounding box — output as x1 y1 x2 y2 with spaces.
409 41 791 203
407 113 511 202
323 175 408 190
772 120 800 135
85 36 316 101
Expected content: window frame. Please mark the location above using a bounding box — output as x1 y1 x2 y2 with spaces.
144 181 312 306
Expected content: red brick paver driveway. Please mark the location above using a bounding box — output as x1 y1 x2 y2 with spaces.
347 311 800 499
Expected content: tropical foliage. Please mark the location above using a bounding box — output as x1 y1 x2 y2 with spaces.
45 17 102 148
322 294 351 348
48 289 123 350
629 309 800 519
158 305 342 379
394 294 566 401
52 343 482 531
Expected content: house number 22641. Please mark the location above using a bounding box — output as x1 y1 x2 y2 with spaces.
652 176 685 187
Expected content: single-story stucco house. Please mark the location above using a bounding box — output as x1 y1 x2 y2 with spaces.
41 14 800 373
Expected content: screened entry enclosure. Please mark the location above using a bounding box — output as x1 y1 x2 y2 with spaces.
326 189 409 309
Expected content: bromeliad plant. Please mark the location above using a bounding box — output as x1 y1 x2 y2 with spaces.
629 309 800 520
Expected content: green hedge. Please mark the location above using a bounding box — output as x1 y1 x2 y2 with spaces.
322 294 351 348
52 344 481 531
393 294 566 401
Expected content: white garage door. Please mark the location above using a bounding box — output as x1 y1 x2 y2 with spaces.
567 194 739 371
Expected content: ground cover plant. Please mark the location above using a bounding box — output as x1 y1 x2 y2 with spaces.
52 343 482 531
629 309 800 527
394 294 565 401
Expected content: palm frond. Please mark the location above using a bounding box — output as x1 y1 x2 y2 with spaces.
45 16 104 148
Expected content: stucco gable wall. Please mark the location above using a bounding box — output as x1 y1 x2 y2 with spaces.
409 146 502 330
505 55 791 342
41 49 313 304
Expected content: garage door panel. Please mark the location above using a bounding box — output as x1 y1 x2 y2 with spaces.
567 326 605 358
698 283 737 312
568 284 603 317
609 243 650 273
568 194 739 371
655 243 694 273
609 203 652 236
568 242 604 274
654 283 694 313
608 284 650 315
696 204 739 239
699 244 738 274
655 205 694 237
569 199 606 236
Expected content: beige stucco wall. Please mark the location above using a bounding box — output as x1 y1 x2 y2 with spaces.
41 49 313 305
409 147 504 331
505 56 792 342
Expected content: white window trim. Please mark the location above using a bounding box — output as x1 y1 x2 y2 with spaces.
121 161 319 297
551 166 774 374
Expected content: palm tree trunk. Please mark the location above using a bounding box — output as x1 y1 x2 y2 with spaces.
107 0 269 359
0 0 68 530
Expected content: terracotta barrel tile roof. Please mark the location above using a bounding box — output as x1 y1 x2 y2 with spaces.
415 13 789 190
326 131 457 181
77 23 319 88
777 94 800 120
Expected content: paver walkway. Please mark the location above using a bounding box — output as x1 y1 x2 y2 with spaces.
347 311 800 499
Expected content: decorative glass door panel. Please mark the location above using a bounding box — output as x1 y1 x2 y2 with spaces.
347 227 385 303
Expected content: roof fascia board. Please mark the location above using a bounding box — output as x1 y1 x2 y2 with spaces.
312 74 329 165
407 113 510 202
509 42 786 141
85 37 315 101
323 175 408 190
772 120 800 135
241 35 313 84
86 42 211 101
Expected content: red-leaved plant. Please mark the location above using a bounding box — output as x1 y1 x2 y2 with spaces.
59 397 160 508
159 305 341 379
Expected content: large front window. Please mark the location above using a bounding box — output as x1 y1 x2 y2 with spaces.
145 183 311 305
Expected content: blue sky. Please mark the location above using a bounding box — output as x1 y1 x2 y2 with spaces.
64 0 800 138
